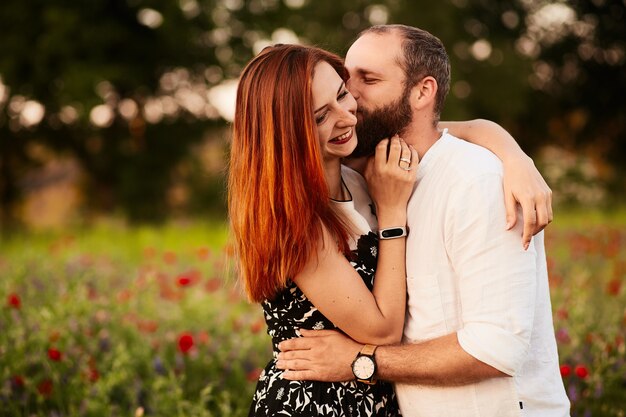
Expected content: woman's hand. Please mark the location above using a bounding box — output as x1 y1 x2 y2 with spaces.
502 154 553 250
440 119 553 249
364 135 418 227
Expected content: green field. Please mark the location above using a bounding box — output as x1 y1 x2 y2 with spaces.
1 212 625 416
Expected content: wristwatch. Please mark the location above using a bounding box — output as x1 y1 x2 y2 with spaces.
351 344 378 384
378 226 409 240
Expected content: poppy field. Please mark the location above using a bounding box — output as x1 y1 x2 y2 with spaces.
1 212 626 416
1 221 270 417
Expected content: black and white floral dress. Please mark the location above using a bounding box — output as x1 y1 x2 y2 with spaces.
248 166 401 417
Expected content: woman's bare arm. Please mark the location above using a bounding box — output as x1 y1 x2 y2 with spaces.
441 119 553 250
294 138 416 345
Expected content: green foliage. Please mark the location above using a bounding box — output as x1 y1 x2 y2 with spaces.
1 214 626 415
0 0 215 108
0 0 224 224
519 0 626 183
0 221 270 416
1 0 624 223
546 211 626 415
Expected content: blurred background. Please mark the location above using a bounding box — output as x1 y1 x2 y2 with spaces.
1 1 625 416
1 0 624 229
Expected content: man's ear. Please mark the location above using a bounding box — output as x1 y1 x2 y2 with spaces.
410 76 438 111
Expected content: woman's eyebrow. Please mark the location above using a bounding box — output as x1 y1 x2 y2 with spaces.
314 82 345 114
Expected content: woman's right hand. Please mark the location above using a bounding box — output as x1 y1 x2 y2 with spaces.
364 135 418 227
294 135 415 346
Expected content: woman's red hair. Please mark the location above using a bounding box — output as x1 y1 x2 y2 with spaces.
229 44 352 302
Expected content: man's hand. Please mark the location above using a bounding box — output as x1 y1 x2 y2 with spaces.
503 155 553 250
276 329 361 382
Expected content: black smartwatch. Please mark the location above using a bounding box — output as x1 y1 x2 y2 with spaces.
378 226 409 240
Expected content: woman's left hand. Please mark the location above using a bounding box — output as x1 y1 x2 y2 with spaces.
502 154 553 250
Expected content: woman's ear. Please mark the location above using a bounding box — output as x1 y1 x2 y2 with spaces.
410 76 438 111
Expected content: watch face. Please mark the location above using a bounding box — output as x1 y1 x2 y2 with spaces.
381 228 404 238
352 356 375 379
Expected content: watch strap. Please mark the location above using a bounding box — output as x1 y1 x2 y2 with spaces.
360 344 377 356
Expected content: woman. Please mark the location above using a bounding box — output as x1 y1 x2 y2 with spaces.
229 44 548 416
231 44 411 415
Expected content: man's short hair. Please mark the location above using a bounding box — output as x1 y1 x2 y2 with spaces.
360 24 451 123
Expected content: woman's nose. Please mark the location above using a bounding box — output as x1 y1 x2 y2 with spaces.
337 105 357 126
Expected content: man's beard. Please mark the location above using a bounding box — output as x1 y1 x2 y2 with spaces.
350 88 413 158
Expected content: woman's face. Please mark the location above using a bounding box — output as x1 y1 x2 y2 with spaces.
311 61 358 161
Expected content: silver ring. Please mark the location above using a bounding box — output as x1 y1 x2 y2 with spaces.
400 158 411 163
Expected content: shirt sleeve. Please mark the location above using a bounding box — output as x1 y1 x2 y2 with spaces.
445 172 538 376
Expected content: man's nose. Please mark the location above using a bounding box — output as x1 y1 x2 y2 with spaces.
346 79 360 100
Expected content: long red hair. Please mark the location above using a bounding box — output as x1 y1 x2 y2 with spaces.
228 44 352 302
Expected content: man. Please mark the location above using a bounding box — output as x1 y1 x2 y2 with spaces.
276 25 569 416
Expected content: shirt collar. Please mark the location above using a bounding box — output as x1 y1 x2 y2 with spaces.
415 129 451 181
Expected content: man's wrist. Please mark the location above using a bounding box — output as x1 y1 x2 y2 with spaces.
351 344 378 384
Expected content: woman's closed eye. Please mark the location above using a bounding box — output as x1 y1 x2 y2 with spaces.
315 89 350 124
315 112 328 125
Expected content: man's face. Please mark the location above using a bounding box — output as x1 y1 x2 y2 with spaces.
345 32 413 157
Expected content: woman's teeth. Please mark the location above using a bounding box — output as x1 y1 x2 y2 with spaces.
331 129 352 142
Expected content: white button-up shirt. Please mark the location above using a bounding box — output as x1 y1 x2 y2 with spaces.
391 133 570 416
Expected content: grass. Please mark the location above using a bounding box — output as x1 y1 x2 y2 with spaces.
1 210 625 416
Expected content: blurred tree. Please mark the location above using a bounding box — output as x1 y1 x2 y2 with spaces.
0 0 221 225
1 0 624 228
518 0 626 190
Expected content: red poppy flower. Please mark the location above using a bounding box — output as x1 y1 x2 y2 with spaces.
250 319 264 334
178 333 194 354
247 368 262 382
137 319 159 333
49 330 61 343
37 379 53 396
88 367 100 382
205 278 221 293
48 348 62 362
556 308 568 320
177 274 192 287
607 279 621 296
117 289 132 302
197 247 210 261
87 286 98 300
143 247 156 259
163 251 177 264
559 364 571 377
12 375 25 387
7 293 20 309
574 365 589 379
197 330 210 345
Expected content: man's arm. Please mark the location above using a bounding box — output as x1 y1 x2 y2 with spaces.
277 330 506 385
376 333 507 385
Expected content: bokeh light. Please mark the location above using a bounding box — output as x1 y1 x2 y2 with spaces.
137 8 164 29
89 104 115 128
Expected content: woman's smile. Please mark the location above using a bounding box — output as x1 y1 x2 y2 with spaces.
329 128 354 145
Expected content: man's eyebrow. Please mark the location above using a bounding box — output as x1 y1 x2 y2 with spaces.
354 68 383 78
314 82 345 114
